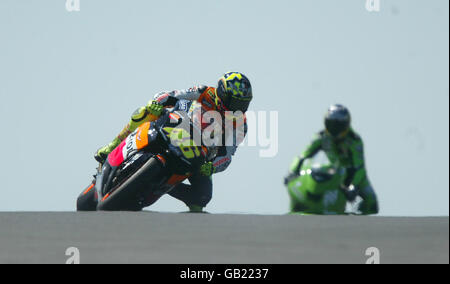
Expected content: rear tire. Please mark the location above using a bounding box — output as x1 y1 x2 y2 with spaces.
77 183 98 211
96 158 163 211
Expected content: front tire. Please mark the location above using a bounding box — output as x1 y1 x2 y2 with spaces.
96 158 163 211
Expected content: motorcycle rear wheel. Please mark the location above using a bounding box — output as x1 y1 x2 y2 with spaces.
77 182 97 211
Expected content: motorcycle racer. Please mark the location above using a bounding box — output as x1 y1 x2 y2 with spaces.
284 104 379 215
94 72 253 212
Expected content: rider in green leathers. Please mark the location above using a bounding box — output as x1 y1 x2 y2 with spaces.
285 104 379 215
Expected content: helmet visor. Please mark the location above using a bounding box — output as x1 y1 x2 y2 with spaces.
228 96 251 112
325 119 349 138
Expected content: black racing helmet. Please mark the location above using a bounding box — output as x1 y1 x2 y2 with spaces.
324 104 351 139
216 72 253 112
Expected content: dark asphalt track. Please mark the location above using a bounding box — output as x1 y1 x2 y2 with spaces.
0 212 448 264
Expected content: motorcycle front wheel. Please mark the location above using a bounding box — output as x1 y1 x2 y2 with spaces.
96 157 163 211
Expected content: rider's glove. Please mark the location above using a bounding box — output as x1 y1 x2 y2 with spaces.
94 137 122 164
199 162 216 177
146 100 164 117
284 172 299 185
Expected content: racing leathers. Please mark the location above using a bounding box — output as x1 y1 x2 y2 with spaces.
289 129 379 215
97 85 247 211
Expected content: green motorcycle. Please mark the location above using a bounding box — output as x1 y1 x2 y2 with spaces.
286 154 351 215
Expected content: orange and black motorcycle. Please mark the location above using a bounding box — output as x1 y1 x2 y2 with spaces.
77 100 216 211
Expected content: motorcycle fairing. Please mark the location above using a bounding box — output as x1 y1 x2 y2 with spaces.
108 122 151 167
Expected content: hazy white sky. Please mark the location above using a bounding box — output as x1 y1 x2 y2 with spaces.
0 0 448 215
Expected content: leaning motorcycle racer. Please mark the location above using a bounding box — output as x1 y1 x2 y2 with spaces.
285 104 379 215
94 72 253 212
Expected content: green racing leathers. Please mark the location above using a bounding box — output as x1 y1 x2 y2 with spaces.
289 129 379 215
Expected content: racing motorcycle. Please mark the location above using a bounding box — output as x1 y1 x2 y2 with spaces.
77 98 219 211
285 154 351 215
